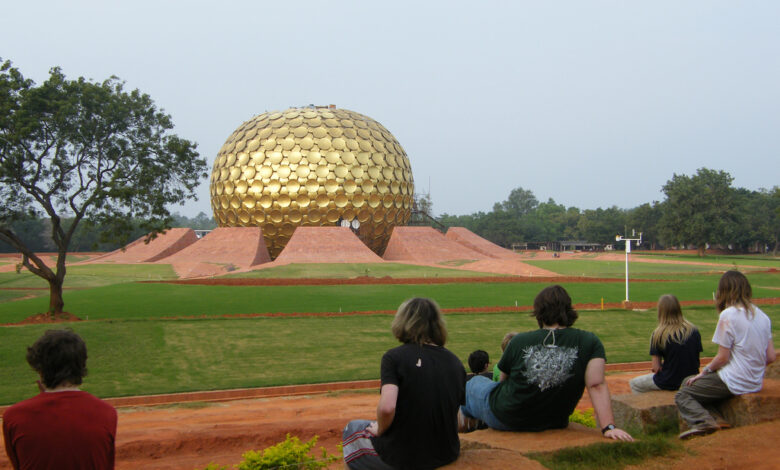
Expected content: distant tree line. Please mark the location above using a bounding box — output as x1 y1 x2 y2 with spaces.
437 168 779 255
0 212 216 253
3 169 776 256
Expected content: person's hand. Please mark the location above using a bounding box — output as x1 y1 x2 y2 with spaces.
366 421 379 436
686 373 704 386
604 427 634 441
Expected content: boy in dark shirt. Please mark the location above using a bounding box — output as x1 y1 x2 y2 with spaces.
466 350 494 382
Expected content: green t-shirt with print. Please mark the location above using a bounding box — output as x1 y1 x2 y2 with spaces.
489 327 606 431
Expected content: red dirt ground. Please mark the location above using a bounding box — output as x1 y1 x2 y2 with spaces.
2 370 778 470
87 228 199 264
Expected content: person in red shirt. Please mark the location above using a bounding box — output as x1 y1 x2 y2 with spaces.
3 329 117 470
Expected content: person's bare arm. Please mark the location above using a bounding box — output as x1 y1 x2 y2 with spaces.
585 358 633 441
686 345 731 386
651 355 662 373
372 384 399 437
499 371 508 382
767 342 776 365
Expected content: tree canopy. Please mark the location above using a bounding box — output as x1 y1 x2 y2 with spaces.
0 59 207 315
659 168 736 255
438 169 778 255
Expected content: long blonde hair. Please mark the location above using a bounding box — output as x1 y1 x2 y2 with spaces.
650 295 696 350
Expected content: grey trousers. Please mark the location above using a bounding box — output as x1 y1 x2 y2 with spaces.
675 373 733 428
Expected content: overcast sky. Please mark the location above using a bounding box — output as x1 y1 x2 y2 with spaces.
3 1 778 217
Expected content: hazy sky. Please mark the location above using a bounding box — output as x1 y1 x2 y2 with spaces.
3 1 778 217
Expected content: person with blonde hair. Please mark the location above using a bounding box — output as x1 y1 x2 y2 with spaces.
629 295 702 393
492 331 518 381
342 298 466 469
675 271 776 439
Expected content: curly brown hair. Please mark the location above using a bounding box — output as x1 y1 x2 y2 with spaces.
26 329 88 389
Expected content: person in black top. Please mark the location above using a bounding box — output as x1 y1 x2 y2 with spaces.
629 294 703 393
342 298 466 470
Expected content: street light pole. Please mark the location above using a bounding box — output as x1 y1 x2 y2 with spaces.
615 231 642 305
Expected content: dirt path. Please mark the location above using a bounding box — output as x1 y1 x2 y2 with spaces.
2 370 777 470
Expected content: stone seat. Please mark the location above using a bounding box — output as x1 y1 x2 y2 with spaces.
441 423 608 469
612 376 780 433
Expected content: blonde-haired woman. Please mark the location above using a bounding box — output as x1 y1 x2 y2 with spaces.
675 271 776 439
343 298 466 469
630 295 702 393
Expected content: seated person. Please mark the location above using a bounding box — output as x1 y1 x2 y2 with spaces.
342 298 466 469
3 329 117 470
630 294 702 393
676 271 776 439
459 285 633 441
493 332 518 381
466 350 493 382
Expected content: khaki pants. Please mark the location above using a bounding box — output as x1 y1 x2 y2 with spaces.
674 373 733 428
629 373 662 393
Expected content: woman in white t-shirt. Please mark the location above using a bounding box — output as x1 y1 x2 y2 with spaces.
675 271 776 439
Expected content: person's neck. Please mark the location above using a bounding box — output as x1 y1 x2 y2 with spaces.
44 383 81 393
542 324 565 330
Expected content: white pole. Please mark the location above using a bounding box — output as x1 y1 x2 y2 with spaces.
625 240 630 302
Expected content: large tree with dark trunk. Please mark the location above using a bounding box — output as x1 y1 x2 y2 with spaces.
0 59 207 316
659 168 736 256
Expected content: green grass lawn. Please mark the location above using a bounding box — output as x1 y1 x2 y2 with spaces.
1 304 777 405
634 252 780 268
3 269 779 324
1 258 777 406
4 271 779 323
224 262 503 279
0 264 178 289
523 258 767 278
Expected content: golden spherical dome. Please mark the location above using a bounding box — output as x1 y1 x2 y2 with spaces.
210 106 414 259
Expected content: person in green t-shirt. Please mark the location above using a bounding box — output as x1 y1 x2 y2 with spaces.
458 285 633 441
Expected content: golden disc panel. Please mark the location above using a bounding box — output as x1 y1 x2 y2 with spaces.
210 106 414 259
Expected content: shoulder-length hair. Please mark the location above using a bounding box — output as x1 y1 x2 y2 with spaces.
716 270 754 316
651 294 696 350
391 297 448 346
532 285 578 328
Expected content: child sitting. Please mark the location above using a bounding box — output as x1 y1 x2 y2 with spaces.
466 350 493 382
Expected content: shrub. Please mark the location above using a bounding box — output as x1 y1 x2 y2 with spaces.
568 408 596 428
236 434 339 470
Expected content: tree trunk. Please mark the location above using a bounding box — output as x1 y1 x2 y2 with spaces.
47 278 65 316
697 244 707 257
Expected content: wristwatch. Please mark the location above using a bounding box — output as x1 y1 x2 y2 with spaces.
601 424 616 434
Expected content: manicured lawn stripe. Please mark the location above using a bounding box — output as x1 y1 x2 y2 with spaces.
224 262 504 279
1 305 777 405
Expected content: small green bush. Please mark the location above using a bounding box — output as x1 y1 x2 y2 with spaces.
568 408 596 428
236 434 339 470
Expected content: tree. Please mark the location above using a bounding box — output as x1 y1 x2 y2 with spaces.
0 59 207 316
658 168 736 256
626 202 663 249
493 187 539 216
576 206 627 244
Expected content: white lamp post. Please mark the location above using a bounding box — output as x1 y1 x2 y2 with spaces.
615 230 642 305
